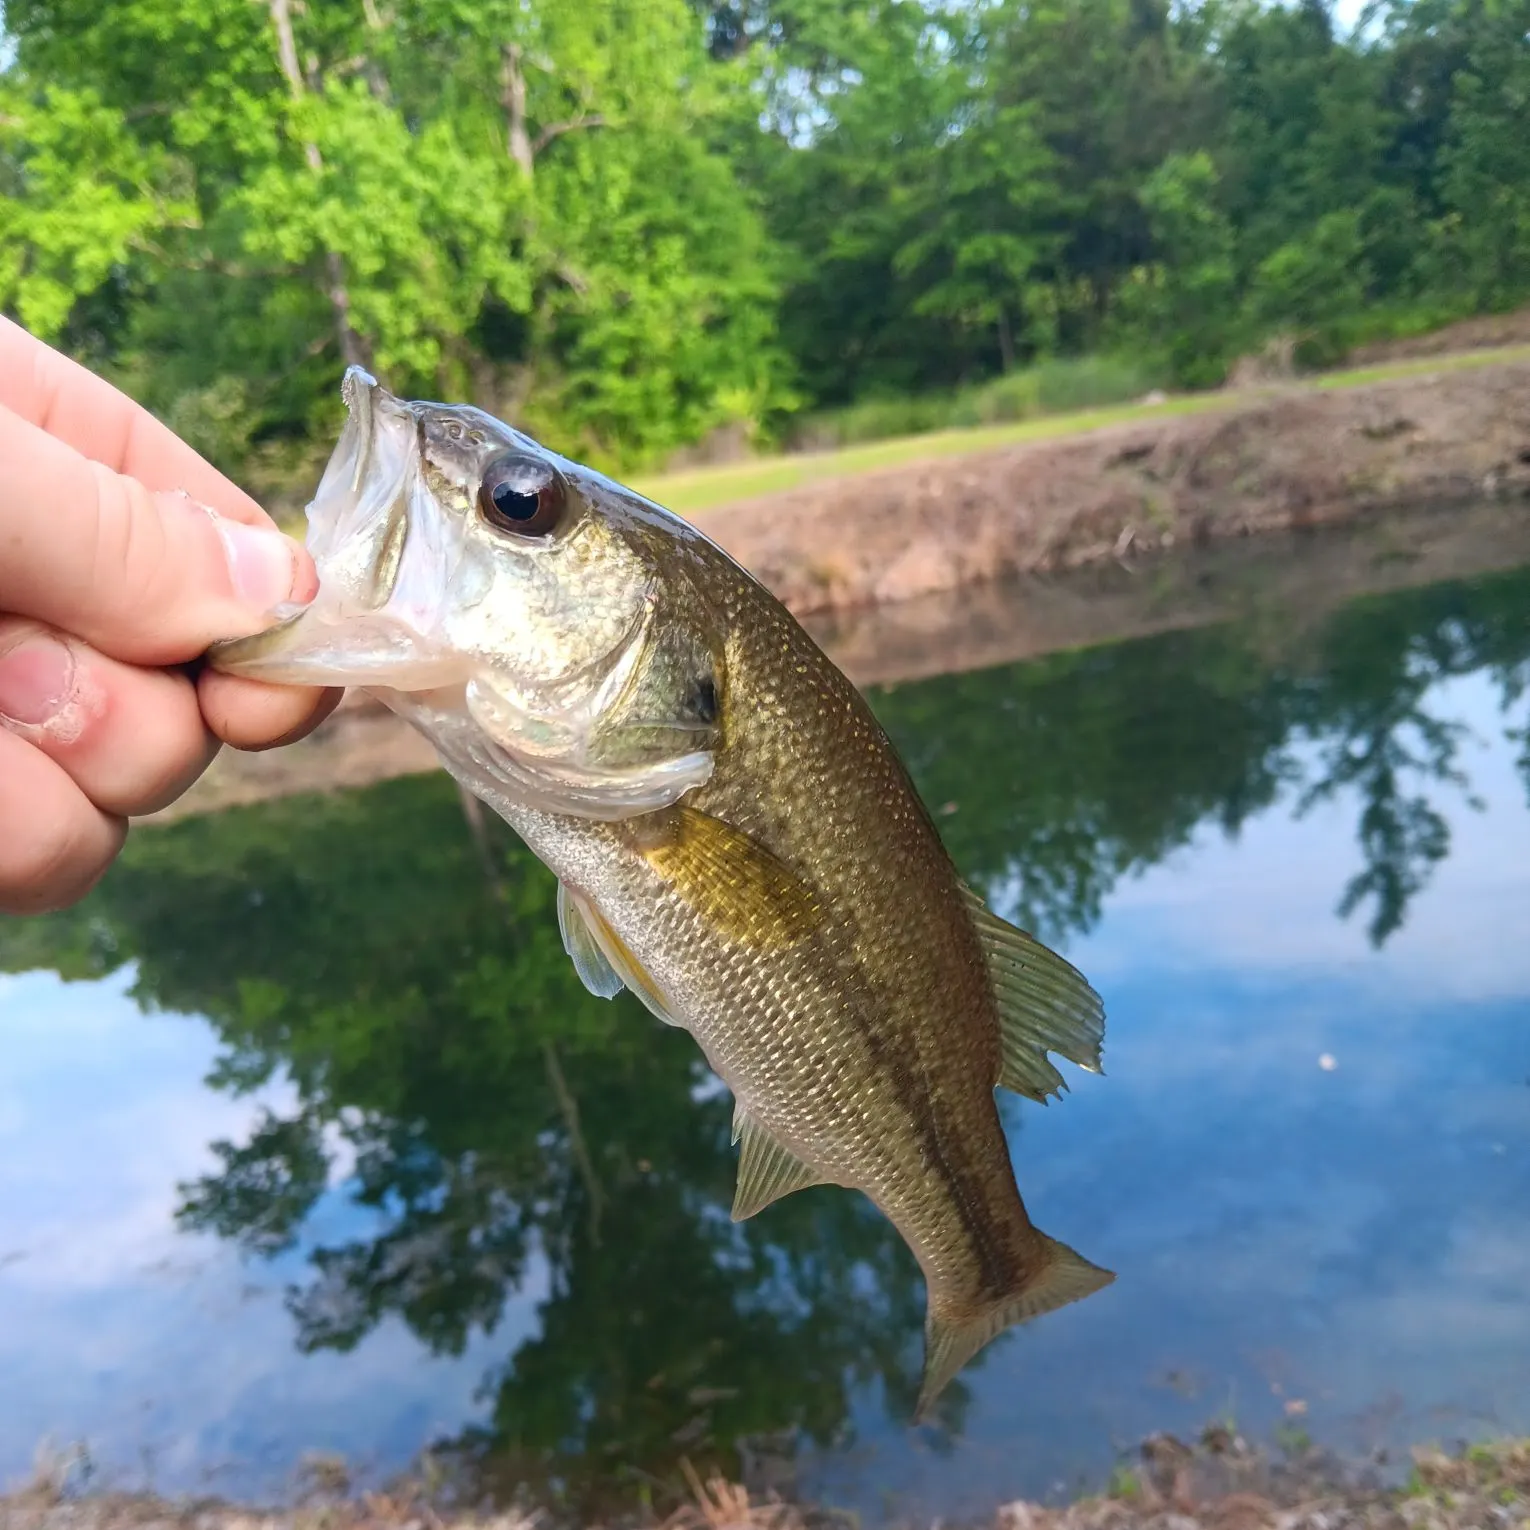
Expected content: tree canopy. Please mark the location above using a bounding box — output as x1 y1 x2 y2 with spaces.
1 0 1527 468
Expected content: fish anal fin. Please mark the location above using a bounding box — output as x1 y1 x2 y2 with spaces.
730 1108 825 1221
557 883 625 1000
959 884 1106 1102
916 1234 1115 1421
636 806 823 953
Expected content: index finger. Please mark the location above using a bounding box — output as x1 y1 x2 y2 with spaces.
0 318 267 527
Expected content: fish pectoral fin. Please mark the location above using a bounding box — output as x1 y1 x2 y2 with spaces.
635 806 823 953
916 1234 1115 1422
558 886 686 1028
557 883 625 1000
959 884 1105 1103
730 1106 825 1221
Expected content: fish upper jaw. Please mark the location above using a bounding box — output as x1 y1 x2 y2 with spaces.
208 369 469 690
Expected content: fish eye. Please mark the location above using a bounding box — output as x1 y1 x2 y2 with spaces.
477 452 567 539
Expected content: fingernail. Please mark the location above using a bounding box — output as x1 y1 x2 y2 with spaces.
213 516 300 613
0 634 75 728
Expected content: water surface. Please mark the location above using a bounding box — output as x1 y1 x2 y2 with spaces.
3 540 1529 1518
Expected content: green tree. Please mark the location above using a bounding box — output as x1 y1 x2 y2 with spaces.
746 0 987 403
3 0 1529 460
1437 0 1530 305
0 0 784 468
891 99 1064 375
1246 208 1369 363
0 83 189 341
1112 150 1240 385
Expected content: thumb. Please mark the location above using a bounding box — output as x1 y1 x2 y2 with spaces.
0 404 313 667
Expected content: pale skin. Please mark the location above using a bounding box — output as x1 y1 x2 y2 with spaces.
0 318 341 915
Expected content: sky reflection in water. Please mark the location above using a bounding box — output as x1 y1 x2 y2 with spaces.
1 558 1528 1518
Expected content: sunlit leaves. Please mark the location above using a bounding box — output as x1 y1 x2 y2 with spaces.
1 0 781 466
0 84 192 339
233 82 532 386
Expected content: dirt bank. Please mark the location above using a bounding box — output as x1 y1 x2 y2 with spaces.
703 358 1530 616
3 1436 1527 1530
802 494 1530 688
149 493 1530 825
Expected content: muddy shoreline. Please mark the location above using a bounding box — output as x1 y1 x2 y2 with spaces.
151 491 1530 824
4 1435 1527 1530
702 359 1530 616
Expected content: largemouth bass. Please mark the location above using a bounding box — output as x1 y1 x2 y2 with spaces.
209 368 1114 1416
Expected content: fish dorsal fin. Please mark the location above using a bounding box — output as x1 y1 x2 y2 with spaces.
557 882 625 1000
730 1104 825 1221
959 884 1105 1103
635 806 823 952
558 884 686 1027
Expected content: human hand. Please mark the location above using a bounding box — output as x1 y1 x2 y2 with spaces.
0 318 340 915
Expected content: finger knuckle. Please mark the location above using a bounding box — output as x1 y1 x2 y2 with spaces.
89 462 171 609
0 813 123 915
124 726 214 815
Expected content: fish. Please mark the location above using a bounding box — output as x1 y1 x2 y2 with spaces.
209 367 1114 1417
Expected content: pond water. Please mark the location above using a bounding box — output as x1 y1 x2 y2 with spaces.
3 532 1530 1520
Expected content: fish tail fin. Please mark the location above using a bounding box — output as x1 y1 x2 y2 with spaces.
915 1234 1114 1422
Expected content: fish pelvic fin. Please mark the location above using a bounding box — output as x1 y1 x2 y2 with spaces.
557 883 625 1000
730 1105 826 1221
916 1234 1115 1422
959 884 1105 1103
558 885 686 1027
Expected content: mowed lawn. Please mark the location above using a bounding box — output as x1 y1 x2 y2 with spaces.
632 343 1530 518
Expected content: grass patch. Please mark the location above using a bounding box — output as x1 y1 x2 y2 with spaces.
1312 341 1530 390
635 393 1224 515
781 354 1162 453
635 342 1530 518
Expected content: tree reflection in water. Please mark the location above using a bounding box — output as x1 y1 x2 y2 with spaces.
6 559 1530 1513
873 562 1530 946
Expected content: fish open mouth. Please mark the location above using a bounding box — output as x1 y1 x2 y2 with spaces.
207 367 469 691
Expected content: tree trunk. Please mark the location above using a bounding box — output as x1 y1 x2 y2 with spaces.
997 303 1016 374
500 43 535 177
358 0 392 104
542 1040 605 1247
268 0 305 92
267 0 367 369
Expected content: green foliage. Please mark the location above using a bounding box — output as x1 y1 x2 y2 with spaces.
0 0 1527 467
1436 0 1530 306
783 353 1160 451
1247 209 1369 366
0 0 781 469
0 83 190 339
1274 1422 1314 1456
1107 1465 1143 1500
1113 151 1241 385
